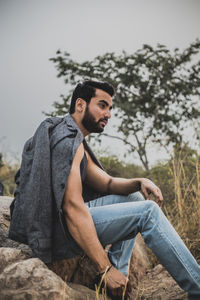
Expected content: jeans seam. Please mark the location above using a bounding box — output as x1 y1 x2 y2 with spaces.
115 242 123 270
94 213 143 225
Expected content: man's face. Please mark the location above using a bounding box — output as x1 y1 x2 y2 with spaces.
81 88 112 133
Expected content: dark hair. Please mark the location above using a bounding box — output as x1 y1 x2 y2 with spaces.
69 80 115 114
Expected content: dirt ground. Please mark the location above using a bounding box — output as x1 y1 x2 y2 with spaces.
129 264 188 300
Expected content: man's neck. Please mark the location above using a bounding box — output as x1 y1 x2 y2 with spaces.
71 114 89 137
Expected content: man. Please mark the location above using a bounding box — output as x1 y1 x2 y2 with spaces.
9 80 200 299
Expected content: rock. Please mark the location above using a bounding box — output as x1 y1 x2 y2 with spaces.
0 256 104 299
0 196 12 232
0 196 32 257
0 196 112 299
49 234 151 292
131 264 188 300
0 247 27 273
0 196 13 210
0 195 150 290
68 283 109 300
128 234 151 289
0 196 188 299
48 255 81 282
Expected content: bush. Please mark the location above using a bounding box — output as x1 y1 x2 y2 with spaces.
0 160 18 196
99 155 145 178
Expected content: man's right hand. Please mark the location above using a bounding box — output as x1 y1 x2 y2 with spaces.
103 266 129 297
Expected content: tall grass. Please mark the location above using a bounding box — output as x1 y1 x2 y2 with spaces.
165 154 200 262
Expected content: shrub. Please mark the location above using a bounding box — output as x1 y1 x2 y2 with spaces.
0 161 18 196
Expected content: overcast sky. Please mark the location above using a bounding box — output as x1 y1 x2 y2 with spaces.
0 0 200 165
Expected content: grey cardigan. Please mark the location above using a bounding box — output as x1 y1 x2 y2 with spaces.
9 114 104 263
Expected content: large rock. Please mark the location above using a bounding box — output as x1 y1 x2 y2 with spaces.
0 249 105 300
0 197 150 288
49 234 150 291
0 196 32 257
129 234 151 288
0 196 188 299
0 247 27 273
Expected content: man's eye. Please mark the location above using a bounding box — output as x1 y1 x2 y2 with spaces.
99 103 105 109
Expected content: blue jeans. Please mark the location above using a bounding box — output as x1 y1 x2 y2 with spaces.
85 192 200 299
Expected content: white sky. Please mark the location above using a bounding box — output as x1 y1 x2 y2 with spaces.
0 0 200 165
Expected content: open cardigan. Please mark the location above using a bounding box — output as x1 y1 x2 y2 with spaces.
9 114 104 263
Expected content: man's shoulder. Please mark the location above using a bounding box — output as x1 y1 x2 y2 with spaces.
50 114 83 150
39 115 65 131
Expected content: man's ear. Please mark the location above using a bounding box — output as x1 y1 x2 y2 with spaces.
76 98 86 113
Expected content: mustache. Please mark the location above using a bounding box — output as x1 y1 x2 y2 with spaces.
98 118 108 123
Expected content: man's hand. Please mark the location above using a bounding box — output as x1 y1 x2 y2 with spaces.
140 178 163 207
102 266 130 297
84 150 164 207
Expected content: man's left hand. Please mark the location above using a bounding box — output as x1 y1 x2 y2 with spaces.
140 178 163 207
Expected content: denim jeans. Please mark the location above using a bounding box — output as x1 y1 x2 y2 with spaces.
85 192 200 299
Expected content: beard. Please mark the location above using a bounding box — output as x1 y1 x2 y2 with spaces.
81 105 107 133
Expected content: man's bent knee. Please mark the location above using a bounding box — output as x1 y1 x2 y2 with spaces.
144 199 160 220
128 191 145 202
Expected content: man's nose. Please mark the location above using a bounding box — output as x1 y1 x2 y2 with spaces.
105 109 111 119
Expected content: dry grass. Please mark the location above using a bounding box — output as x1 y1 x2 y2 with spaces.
139 152 200 270
94 269 145 300
95 154 200 299
94 269 129 300
165 155 200 262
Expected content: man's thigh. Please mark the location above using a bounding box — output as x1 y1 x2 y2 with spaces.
87 198 149 247
86 191 144 208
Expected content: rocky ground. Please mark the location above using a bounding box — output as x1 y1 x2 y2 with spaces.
134 265 187 300
0 196 188 299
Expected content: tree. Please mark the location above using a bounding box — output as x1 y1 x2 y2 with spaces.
99 155 145 178
49 40 200 172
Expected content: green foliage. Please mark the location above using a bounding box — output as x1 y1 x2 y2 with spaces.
99 155 145 178
0 157 18 196
150 162 174 205
49 40 200 171
150 144 199 207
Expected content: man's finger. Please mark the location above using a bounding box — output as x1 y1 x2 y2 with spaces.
141 187 149 200
157 189 164 202
152 187 163 202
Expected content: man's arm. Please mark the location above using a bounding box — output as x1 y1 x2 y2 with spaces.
62 143 128 293
85 152 163 207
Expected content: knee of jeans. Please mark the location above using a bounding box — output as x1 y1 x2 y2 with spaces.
128 191 145 202
145 200 160 217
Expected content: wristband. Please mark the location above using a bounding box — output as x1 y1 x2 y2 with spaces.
98 265 113 276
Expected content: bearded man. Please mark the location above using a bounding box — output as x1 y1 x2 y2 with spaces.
9 80 200 299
